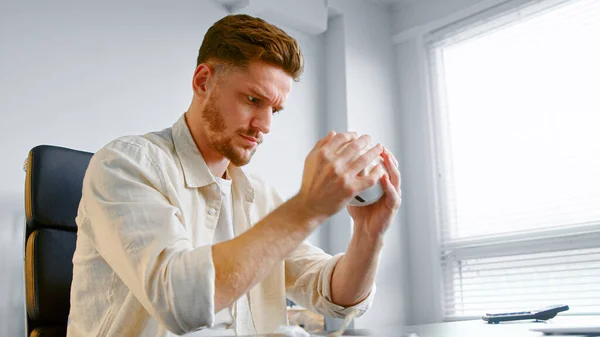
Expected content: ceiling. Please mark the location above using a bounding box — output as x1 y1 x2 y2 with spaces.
212 0 421 13
214 0 421 8
364 0 420 6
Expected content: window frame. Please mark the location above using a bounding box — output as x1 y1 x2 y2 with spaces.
423 0 600 320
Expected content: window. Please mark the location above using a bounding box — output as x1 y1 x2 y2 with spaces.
428 0 600 319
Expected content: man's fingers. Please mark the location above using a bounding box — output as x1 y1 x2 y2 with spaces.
348 144 383 175
381 174 402 211
337 134 371 163
382 150 401 192
325 132 358 153
388 149 399 168
315 130 336 149
355 163 385 191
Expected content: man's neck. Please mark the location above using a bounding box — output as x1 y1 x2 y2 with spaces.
208 160 230 180
184 112 230 179
195 144 230 179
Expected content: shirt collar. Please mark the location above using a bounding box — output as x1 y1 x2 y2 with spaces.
172 114 255 202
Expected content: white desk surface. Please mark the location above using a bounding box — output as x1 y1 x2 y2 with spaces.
256 317 600 337
399 316 600 337
311 316 600 337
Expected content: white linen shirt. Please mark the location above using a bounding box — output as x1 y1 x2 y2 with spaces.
66 114 375 337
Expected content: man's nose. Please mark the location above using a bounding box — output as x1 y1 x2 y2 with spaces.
250 107 272 135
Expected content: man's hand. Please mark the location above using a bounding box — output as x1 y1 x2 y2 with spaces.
213 131 394 312
330 146 401 307
348 147 402 242
296 131 384 219
212 131 383 312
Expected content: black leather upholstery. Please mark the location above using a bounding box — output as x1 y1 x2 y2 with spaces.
30 326 67 337
26 229 78 324
25 145 93 231
24 145 93 337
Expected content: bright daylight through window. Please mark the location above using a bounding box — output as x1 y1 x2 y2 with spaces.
428 0 600 319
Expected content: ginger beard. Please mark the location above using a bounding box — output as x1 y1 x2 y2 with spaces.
201 89 263 167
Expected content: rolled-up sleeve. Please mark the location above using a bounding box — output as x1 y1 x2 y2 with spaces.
284 242 376 318
78 139 215 334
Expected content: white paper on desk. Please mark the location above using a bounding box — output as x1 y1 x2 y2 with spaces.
274 325 310 337
531 324 600 334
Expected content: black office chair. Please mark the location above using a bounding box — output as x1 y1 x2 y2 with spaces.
24 145 93 337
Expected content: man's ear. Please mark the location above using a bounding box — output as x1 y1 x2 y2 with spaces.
192 64 213 99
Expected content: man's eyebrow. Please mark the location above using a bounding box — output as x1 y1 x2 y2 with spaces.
249 88 284 112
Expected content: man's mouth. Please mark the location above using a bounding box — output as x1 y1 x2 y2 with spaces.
242 135 257 142
240 134 260 146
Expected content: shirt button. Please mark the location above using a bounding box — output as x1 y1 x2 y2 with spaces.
208 208 216 215
212 184 218 192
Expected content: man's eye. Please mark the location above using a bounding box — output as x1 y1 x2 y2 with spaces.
247 95 259 103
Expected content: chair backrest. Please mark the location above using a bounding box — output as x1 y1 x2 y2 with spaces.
24 145 93 337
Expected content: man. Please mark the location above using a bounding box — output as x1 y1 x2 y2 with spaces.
67 14 401 337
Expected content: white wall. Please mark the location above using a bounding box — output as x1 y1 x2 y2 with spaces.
0 1 325 335
322 13 352 256
395 37 444 325
0 198 25 337
1 0 411 333
245 26 327 247
391 0 532 325
326 0 408 330
392 0 490 35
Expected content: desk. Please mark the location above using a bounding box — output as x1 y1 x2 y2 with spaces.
402 316 600 337
402 319 554 337
323 316 600 337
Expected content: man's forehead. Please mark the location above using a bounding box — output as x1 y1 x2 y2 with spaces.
249 62 291 87
248 84 277 100
242 69 291 97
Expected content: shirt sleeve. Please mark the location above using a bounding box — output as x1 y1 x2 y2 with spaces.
284 240 376 319
77 139 215 335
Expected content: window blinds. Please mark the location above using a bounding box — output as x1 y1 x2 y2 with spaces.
429 0 600 319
